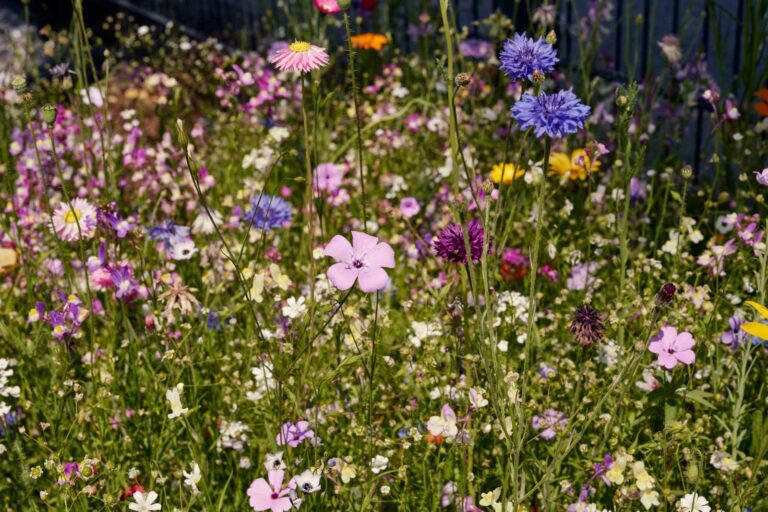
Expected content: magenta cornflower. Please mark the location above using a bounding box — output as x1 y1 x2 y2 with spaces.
247 470 295 512
268 41 329 73
648 326 696 370
434 219 486 264
324 231 395 293
52 198 98 241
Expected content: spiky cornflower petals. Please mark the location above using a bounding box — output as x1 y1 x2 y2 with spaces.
244 195 294 232
52 198 98 242
499 33 558 82
569 305 606 347
268 41 329 73
434 219 487 264
511 89 591 139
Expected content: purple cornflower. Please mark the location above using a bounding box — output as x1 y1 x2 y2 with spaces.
460 38 495 60
499 33 558 82
276 421 315 448
532 409 568 440
511 89 591 138
722 315 747 349
147 221 190 250
434 219 487 264
570 305 606 347
244 194 294 232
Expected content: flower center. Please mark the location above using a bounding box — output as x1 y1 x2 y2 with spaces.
63 209 82 224
271 492 279 500
352 259 364 269
290 41 311 53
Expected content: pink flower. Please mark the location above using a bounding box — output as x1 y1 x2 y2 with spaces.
247 470 294 512
268 41 329 73
324 232 395 293
399 197 420 218
648 326 696 370
314 163 344 193
314 0 341 14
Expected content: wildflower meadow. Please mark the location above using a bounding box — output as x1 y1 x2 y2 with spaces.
2 0 768 511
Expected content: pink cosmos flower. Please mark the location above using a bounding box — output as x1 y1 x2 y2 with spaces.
247 470 294 512
268 41 329 73
648 326 696 370
314 0 341 14
324 231 395 293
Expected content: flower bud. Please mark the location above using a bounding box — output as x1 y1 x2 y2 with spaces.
616 95 628 107
11 75 27 94
454 72 471 87
337 0 351 9
681 164 693 179
41 104 57 126
655 283 676 306
545 30 557 45
531 70 545 85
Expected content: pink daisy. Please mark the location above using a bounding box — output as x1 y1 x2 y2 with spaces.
52 198 98 242
324 231 395 293
648 326 696 370
268 41 329 73
247 470 294 512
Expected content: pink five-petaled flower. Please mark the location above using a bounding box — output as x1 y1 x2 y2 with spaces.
324 232 395 293
247 470 295 512
648 326 696 370
314 0 341 14
268 41 329 73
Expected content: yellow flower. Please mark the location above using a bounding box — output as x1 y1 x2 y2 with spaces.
548 149 600 181
490 163 525 184
606 465 624 485
741 301 768 340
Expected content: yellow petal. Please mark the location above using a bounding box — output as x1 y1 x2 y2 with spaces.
548 152 571 176
746 301 768 320
0 248 18 274
740 321 768 340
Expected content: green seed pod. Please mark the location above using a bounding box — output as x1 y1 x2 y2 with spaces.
41 104 57 126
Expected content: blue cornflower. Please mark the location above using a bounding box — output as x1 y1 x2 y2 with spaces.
147 220 190 249
244 194 293 232
511 89 591 138
499 33 558 82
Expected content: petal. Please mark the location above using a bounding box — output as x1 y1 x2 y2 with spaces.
657 352 678 370
272 497 294 512
351 231 379 253
746 301 768 321
674 349 696 365
648 341 663 354
365 243 395 268
327 263 358 290
671 331 695 351
659 325 678 341
268 470 285 492
740 321 768 340
248 479 273 510
441 403 457 422
323 235 353 262
357 266 389 293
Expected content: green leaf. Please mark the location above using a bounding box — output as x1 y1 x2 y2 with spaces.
677 388 716 409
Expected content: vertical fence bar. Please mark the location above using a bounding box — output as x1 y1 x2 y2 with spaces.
693 0 711 179
732 0 744 81
640 0 651 78
615 0 623 76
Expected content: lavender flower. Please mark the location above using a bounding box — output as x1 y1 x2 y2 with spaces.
460 38 495 60
147 221 190 250
532 409 568 440
721 315 747 350
511 89 591 138
434 219 487 264
499 33 558 82
244 195 294 232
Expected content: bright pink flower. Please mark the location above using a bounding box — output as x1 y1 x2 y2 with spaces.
268 41 329 73
648 326 696 370
324 231 395 293
314 0 341 14
247 470 294 512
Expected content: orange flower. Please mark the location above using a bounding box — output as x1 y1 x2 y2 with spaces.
350 33 388 51
755 88 768 117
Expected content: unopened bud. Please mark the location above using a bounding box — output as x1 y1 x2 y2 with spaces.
681 164 693 179
11 75 28 94
655 283 676 306
454 72 471 87
337 0 351 9
616 95 628 107
545 30 557 45
41 104 57 126
531 70 545 85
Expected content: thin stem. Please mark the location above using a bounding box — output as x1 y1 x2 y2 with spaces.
343 10 368 226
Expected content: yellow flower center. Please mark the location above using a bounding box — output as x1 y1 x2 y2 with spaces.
290 41 311 53
63 209 82 224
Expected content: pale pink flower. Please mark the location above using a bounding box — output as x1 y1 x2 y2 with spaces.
247 470 294 512
648 326 696 370
324 231 395 293
314 0 341 14
52 198 98 241
268 41 329 73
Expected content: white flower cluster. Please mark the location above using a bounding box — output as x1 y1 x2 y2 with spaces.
0 358 20 416
408 321 441 348
217 419 250 451
495 291 529 326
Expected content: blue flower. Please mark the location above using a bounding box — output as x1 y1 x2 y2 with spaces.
511 89 591 138
499 33 558 82
147 220 190 249
244 194 293 232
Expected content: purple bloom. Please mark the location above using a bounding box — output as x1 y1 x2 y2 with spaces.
276 421 315 448
244 194 294 232
324 231 396 293
499 33 558 82
110 265 140 300
460 38 495 60
434 219 487 264
648 326 696 370
147 221 190 250
512 89 591 138
722 315 747 349
755 168 768 186
566 262 597 291
399 197 421 218
314 163 344 193
570 305 605 347
532 409 568 440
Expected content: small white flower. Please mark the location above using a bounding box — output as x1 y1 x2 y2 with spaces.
128 491 162 512
183 463 201 494
170 239 198 260
166 385 189 419
677 492 711 512
370 455 388 474
264 451 286 472
282 296 307 319
292 468 322 493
